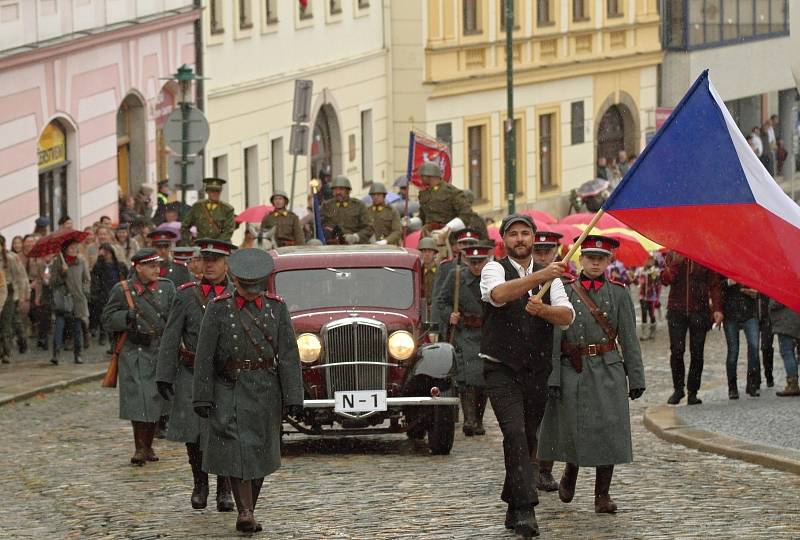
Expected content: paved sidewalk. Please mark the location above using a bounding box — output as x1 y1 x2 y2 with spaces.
0 342 109 406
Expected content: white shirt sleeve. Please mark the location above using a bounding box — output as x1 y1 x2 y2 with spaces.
480 261 508 307
549 278 575 329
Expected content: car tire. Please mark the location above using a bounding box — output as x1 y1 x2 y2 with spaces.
427 405 456 455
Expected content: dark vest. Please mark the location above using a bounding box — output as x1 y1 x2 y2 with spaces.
481 257 554 373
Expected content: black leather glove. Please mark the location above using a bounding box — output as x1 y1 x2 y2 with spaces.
629 387 645 400
548 386 561 400
283 404 304 418
157 381 174 401
126 309 137 327
194 405 212 418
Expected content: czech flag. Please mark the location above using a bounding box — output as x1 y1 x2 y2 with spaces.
603 70 800 312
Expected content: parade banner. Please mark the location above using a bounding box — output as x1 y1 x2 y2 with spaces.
405 130 452 189
602 70 800 312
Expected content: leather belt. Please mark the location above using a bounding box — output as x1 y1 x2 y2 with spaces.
179 347 195 367
561 340 617 373
223 358 274 379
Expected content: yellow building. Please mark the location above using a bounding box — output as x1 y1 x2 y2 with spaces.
390 0 663 217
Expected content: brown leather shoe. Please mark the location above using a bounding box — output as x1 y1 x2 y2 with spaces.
537 470 559 492
191 483 209 510
236 509 258 532
594 465 617 513
216 477 235 512
143 423 159 462
595 494 618 514
558 463 579 503
130 422 146 466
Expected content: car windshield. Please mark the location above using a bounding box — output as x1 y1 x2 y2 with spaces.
275 267 415 313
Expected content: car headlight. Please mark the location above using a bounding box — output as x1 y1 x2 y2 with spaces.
388 330 415 361
296 333 322 364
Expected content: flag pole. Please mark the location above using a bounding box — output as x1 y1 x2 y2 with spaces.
533 208 605 299
401 130 416 247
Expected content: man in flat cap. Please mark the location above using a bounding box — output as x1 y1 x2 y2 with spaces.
192 248 303 533
102 248 176 465
181 178 235 243
538 234 645 515
156 239 237 513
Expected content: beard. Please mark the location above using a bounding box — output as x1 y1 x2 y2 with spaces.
508 243 532 259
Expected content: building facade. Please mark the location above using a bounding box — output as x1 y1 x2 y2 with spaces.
661 0 796 186
390 0 663 217
0 0 198 238
201 0 390 217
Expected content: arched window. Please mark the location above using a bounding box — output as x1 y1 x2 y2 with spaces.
37 121 69 231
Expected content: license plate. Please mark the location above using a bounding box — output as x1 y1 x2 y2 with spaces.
334 390 388 413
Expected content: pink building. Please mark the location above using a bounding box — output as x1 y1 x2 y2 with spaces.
0 1 199 238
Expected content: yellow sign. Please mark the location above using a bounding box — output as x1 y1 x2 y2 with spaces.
38 123 66 169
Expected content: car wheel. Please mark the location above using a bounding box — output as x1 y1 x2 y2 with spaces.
427 405 456 455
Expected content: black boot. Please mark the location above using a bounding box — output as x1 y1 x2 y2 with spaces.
251 477 264 509
746 371 760 397
594 465 618 514
187 443 209 509
460 389 476 436
537 460 559 492
155 415 168 439
728 378 739 400
513 505 539 538
667 388 685 405
130 422 147 466
50 347 60 365
74 349 83 364
216 476 235 512
474 389 487 436
687 392 702 405
559 463 579 503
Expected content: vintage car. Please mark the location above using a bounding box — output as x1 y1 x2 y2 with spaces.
269 245 459 454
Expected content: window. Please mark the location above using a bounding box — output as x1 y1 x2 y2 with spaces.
607 0 623 18
265 0 278 23
299 0 312 19
239 0 253 28
360 110 373 186
500 0 520 31
330 0 342 15
212 155 228 197
536 0 553 25
467 124 486 201
358 0 369 8
502 118 524 198
572 0 588 21
210 0 224 33
244 145 259 207
271 137 284 193
571 101 585 145
436 123 453 154
538 114 556 191
463 0 480 34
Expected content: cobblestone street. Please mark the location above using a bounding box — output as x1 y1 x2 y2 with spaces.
1 326 799 539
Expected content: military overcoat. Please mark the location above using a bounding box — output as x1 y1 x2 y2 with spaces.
192 292 303 480
102 276 175 422
159 260 192 287
538 277 645 466
181 199 235 243
320 197 373 243
418 183 472 226
156 280 233 443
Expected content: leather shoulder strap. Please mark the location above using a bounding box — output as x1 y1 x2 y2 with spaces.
569 282 617 340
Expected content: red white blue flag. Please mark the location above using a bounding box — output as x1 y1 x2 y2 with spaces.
406 130 452 189
603 70 800 311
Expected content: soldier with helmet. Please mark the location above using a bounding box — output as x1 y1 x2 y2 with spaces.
417 161 487 239
418 237 439 319
181 178 236 244
367 182 402 245
260 191 305 247
320 175 373 244
538 234 646 515
192 248 303 533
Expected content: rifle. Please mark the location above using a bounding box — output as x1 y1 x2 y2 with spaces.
448 253 462 344
101 279 135 388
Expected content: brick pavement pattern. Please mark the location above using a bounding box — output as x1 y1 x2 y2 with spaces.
1 326 799 538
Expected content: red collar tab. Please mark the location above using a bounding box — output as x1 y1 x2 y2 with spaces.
580 276 605 291
133 280 158 294
235 294 263 310
201 283 226 297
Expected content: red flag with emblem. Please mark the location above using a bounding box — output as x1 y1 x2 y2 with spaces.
406 130 452 189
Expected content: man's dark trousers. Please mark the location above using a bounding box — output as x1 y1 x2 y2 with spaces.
484 361 548 511
667 310 709 393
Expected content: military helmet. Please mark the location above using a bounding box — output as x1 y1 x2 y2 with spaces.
270 190 289 204
369 182 388 195
418 161 442 178
463 188 476 205
418 237 438 252
330 175 352 190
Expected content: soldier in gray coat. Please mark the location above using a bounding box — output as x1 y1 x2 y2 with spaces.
101 248 175 465
538 235 645 514
435 242 492 436
192 248 303 533
156 239 236 512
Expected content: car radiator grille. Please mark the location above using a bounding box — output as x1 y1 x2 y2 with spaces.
323 319 387 397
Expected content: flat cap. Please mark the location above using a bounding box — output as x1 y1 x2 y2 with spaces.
499 214 536 236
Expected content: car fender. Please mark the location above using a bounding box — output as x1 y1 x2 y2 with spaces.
412 343 455 380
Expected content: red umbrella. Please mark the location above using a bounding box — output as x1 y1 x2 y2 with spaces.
235 204 274 224
403 230 421 249
604 232 650 268
520 209 557 225
486 226 506 258
559 212 625 229
538 224 583 246
29 229 90 258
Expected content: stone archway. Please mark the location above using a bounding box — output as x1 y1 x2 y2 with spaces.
309 103 342 179
117 92 147 196
595 92 640 162
37 118 74 230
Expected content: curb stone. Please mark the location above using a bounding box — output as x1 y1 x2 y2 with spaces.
0 369 107 407
644 404 800 475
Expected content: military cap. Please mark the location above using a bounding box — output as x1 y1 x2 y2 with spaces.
270 190 289 204
131 248 161 266
203 177 226 191
147 229 178 245
499 213 536 236
462 243 494 260
228 248 274 293
393 175 409 188
330 175 352 190
369 182 388 195
196 237 237 257
173 246 199 263
533 230 563 248
418 161 442 178
418 237 438 251
576 234 620 256
456 228 482 244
